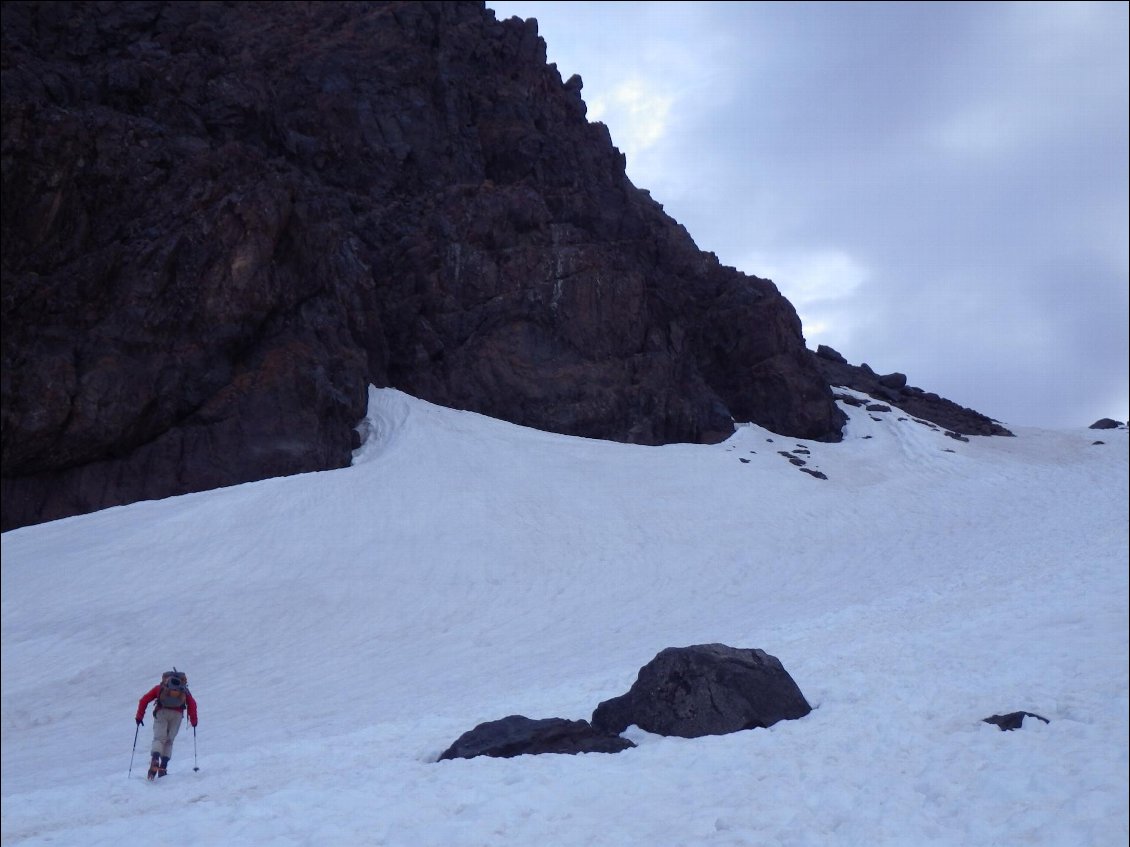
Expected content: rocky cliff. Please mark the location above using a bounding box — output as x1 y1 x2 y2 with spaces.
1 1 854 530
1 2 1013 532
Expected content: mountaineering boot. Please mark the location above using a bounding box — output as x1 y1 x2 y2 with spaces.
147 753 160 780
158 756 169 778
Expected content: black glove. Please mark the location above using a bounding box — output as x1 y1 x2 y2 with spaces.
136 718 143 726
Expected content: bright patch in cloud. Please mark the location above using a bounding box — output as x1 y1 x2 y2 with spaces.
934 106 1014 157
738 248 870 347
767 249 868 304
588 77 673 163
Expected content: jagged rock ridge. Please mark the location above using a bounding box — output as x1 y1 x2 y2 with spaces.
813 346 1013 437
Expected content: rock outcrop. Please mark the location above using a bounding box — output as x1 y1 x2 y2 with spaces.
437 643 809 759
1 1 845 530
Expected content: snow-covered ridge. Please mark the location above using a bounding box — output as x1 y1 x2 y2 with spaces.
2 388 1126 846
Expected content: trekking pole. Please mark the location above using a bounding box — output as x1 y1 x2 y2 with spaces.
193 725 199 772
128 723 140 778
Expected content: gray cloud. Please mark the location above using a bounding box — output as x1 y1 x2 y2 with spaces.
489 1 1128 428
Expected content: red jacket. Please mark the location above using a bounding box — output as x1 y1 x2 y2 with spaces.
136 685 198 726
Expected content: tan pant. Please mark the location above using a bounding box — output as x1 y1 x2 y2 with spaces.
150 708 184 758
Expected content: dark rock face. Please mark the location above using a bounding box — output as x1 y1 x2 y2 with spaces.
1 1 845 530
813 346 1013 437
437 715 635 760
983 711 1050 731
591 644 812 738
1089 418 1124 430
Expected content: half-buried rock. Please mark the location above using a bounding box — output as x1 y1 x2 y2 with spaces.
591 643 811 738
438 715 636 761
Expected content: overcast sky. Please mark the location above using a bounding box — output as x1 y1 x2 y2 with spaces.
487 1 1129 429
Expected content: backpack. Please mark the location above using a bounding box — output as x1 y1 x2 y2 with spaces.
157 669 189 710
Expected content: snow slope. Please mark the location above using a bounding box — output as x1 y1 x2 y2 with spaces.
2 387 1127 846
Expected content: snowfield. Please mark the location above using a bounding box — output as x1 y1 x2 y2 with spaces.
3 387 1127 846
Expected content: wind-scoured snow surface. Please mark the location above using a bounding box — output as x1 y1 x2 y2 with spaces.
2 387 1127 846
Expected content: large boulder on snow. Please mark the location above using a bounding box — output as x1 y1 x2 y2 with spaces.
437 715 635 761
591 644 811 738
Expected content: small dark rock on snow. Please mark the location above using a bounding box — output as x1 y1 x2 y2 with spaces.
983 711 1050 731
